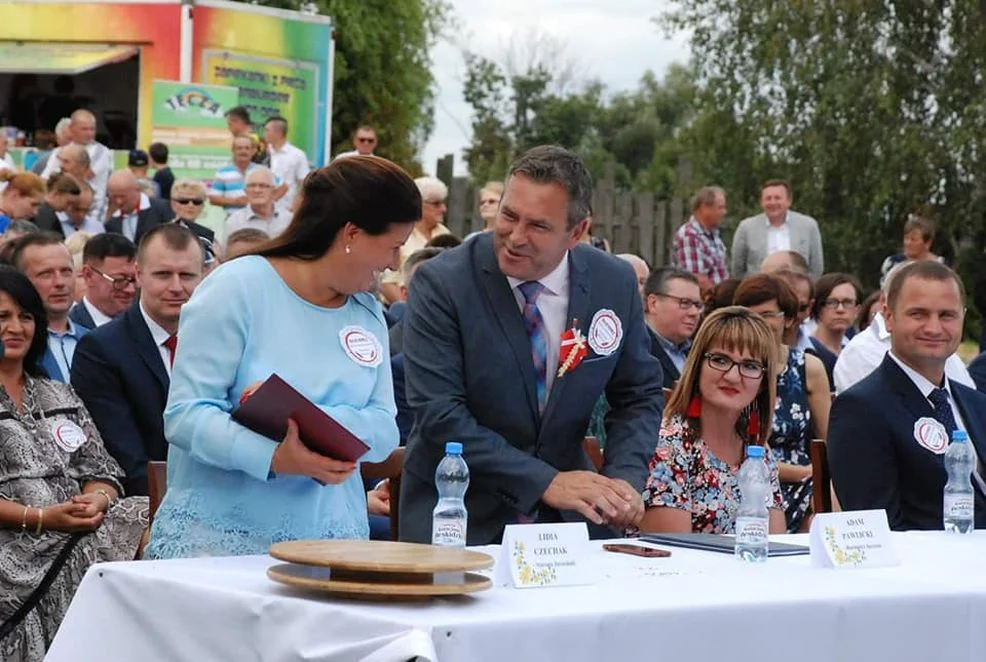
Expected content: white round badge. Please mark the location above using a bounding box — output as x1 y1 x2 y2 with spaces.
913 417 948 455
587 309 623 357
51 420 87 453
339 326 383 368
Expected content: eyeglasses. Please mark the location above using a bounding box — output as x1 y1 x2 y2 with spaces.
174 198 205 206
480 198 499 206
245 183 272 190
90 266 136 291
356 137 377 144
797 303 811 314
756 310 787 319
703 352 766 379
656 293 704 312
424 199 446 207
823 298 858 310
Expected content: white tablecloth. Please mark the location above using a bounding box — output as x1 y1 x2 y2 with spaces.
46 532 986 662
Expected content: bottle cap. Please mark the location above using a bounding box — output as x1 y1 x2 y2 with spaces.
951 430 969 443
746 445 765 459
445 441 463 455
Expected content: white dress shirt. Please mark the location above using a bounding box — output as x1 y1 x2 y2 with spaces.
222 206 292 243
81 297 114 328
111 193 151 241
765 215 791 254
56 210 105 237
506 253 570 404
139 302 174 378
833 311 975 393
269 141 310 213
41 142 112 224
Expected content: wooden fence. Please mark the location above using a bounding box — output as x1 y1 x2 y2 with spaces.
436 156 690 268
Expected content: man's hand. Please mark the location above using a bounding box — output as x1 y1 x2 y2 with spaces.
606 478 644 529
541 471 638 526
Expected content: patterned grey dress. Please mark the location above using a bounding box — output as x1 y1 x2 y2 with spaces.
0 376 148 662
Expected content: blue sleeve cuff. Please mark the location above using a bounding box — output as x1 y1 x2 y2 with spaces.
229 432 278 482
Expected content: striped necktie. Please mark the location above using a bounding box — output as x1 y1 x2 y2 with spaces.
518 281 547 409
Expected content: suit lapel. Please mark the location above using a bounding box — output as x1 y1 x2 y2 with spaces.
540 249 589 425
883 355 936 418
477 237 539 419
125 306 169 391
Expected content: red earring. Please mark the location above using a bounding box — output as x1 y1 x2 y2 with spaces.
687 395 702 418
747 405 760 439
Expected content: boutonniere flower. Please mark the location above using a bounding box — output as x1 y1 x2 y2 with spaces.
557 320 588 378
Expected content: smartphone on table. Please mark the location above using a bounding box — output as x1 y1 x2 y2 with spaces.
603 543 671 558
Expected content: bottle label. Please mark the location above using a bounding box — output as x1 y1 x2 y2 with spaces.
432 518 467 546
734 516 768 545
944 495 974 520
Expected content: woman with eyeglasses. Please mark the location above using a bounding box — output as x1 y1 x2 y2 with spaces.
639 306 785 535
809 273 862 388
169 179 218 268
474 181 503 236
733 273 830 533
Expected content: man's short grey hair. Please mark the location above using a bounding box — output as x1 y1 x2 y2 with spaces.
691 186 725 212
506 145 593 229
55 118 72 140
245 166 275 184
402 247 444 286
415 177 448 203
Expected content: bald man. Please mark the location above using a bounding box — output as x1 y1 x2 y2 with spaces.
104 171 171 244
41 110 112 222
759 249 810 275
617 253 650 304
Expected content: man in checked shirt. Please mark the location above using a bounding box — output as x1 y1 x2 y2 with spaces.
671 186 729 293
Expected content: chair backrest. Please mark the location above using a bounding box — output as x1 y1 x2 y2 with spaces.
809 439 832 514
147 461 168 526
582 436 603 471
360 447 405 541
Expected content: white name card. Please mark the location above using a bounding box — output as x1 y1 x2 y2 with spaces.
495 522 591 588
809 509 899 570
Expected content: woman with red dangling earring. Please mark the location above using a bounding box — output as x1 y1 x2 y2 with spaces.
638 307 787 536
734 273 832 534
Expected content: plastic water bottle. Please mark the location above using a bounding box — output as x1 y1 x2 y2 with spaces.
431 441 469 547
734 445 771 562
944 430 975 534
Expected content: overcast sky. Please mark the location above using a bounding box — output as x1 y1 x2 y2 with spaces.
419 0 691 176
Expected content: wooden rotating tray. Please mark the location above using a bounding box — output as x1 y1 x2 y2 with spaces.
267 540 495 600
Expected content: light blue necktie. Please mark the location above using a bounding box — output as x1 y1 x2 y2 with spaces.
518 281 548 409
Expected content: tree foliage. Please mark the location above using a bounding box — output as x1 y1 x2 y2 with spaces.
244 0 453 169
461 41 697 193
661 0 986 288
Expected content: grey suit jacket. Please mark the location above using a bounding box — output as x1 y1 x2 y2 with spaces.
399 233 664 545
730 210 824 279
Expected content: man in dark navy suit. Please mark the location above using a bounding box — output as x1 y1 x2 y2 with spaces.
643 267 702 390
72 224 205 496
69 233 137 330
399 145 663 544
829 261 986 530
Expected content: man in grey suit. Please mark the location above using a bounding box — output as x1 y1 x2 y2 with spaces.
399 145 664 545
731 179 824 279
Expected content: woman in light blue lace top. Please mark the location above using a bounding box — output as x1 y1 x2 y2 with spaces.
145 157 422 558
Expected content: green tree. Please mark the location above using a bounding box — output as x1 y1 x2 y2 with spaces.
662 0 986 288
243 0 453 169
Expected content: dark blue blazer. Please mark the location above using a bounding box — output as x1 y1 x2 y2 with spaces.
391 352 412 445
648 328 680 390
829 354 986 531
68 302 97 330
399 233 664 544
968 351 986 395
104 197 171 246
70 303 170 497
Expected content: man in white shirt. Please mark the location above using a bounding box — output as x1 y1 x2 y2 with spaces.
41 110 112 221
57 185 106 237
265 116 310 213
333 125 378 160
834 265 974 393
222 167 292 243
71 224 205 496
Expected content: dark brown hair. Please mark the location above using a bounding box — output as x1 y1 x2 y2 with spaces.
733 273 799 321
812 273 862 320
760 179 792 198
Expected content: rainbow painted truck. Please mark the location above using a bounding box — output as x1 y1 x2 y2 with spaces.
0 0 336 169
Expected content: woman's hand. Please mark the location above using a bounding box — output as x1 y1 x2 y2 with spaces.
42 502 104 532
271 418 357 485
239 380 265 405
367 480 391 516
70 492 110 517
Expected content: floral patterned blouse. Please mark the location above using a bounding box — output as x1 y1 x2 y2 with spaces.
642 414 783 534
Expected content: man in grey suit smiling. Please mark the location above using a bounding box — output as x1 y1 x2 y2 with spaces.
731 179 824 279
399 145 664 545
